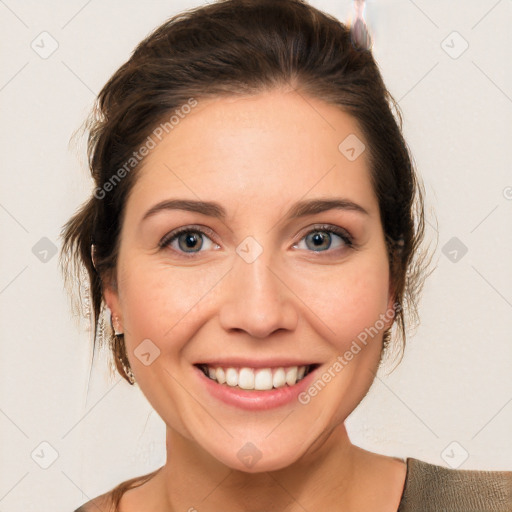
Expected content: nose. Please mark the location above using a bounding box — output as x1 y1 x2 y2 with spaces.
218 248 298 339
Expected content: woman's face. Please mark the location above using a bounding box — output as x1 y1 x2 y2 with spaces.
104 89 395 472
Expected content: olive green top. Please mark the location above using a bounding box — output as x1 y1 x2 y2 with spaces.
398 457 512 511
73 457 512 511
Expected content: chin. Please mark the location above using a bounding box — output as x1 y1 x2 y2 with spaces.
192 423 324 474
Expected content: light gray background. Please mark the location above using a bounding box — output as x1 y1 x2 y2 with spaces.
1 0 511 510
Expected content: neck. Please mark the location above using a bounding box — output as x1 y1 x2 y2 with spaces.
156 422 358 511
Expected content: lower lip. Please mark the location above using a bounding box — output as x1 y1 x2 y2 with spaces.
193 365 319 411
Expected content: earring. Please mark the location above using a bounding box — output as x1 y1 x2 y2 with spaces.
125 363 136 385
118 344 136 385
110 317 135 384
114 316 124 336
109 313 124 336
113 332 136 385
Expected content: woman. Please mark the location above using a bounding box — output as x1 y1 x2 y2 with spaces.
60 0 512 510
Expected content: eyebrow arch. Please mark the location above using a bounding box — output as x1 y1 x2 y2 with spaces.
141 199 227 222
287 198 369 218
141 197 369 223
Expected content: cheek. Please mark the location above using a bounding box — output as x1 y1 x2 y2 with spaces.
291 255 390 352
118 261 222 346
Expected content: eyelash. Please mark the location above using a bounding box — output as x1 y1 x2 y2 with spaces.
158 223 355 258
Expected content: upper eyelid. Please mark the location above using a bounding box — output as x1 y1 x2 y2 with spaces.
296 223 352 240
159 224 218 247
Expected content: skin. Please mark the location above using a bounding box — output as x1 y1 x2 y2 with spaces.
103 88 407 511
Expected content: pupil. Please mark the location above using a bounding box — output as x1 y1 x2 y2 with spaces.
180 232 201 251
310 232 329 250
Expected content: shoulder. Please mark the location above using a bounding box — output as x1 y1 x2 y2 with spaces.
72 468 162 512
398 457 512 511
73 491 113 512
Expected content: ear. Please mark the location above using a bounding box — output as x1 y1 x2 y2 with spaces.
103 278 123 334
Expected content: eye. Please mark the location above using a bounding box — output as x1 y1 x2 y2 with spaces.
159 223 354 258
293 224 354 253
159 225 219 256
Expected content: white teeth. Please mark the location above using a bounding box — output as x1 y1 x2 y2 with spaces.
202 364 310 390
272 367 286 388
215 367 226 384
238 367 255 390
285 366 298 386
254 368 273 390
225 368 238 387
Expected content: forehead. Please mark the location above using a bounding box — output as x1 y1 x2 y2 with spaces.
125 90 378 222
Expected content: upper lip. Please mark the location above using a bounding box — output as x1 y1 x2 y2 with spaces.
194 359 320 369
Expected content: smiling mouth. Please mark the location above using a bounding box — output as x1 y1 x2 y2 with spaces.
195 363 319 390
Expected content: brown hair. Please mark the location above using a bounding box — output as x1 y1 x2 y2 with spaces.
61 0 433 503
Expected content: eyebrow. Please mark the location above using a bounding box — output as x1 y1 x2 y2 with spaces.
141 197 369 223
